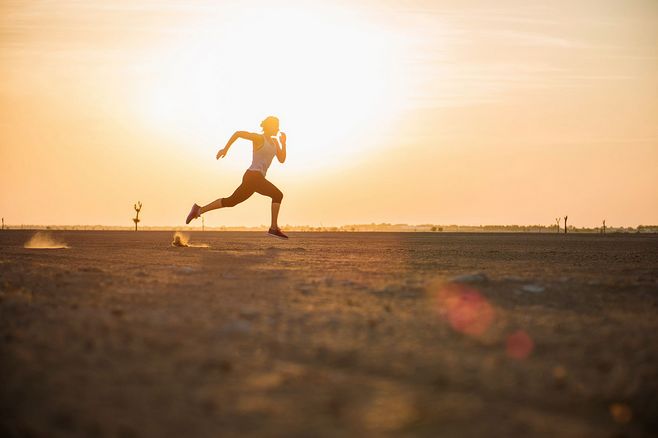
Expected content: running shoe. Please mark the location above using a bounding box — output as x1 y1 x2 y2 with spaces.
186 203 201 224
268 227 289 240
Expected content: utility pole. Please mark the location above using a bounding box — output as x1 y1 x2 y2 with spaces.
555 217 560 233
202 216 205 232
602 219 606 234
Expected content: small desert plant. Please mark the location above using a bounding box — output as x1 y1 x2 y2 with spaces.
133 201 142 231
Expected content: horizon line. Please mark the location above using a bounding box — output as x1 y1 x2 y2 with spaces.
2 223 657 231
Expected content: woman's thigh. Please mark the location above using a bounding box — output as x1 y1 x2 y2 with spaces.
254 177 283 203
222 175 256 207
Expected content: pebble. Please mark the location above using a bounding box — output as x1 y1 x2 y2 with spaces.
221 320 252 335
239 307 259 320
399 289 420 299
521 284 545 293
451 272 489 284
176 266 196 275
297 284 315 295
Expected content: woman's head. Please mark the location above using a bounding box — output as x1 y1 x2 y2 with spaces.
260 116 279 136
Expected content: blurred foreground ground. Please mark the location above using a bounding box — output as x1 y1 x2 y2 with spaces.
1 231 657 437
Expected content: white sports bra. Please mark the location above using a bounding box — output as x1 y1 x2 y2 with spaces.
248 135 277 176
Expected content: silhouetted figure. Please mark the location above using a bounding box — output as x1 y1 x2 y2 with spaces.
133 201 142 231
1 217 4 230
185 116 288 239
555 217 560 233
602 219 606 234
564 215 568 234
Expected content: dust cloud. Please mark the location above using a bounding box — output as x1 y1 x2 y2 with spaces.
24 232 69 249
171 232 209 248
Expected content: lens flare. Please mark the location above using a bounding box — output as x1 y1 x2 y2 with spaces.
435 283 495 337
609 403 632 424
505 330 534 360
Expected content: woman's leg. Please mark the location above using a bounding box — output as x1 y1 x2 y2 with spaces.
200 173 256 214
253 177 284 229
270 203 281 229
199 198 223 214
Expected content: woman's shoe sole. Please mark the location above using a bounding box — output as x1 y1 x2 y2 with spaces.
267 231 288 240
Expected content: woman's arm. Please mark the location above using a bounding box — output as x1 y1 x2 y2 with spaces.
216 131 260 159
275 132 287 163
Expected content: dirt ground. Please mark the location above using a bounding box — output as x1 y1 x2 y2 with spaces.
1 230 657 437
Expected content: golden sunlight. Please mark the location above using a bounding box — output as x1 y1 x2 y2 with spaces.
136 4 406 170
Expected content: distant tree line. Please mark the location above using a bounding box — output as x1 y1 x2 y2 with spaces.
2 223 658 233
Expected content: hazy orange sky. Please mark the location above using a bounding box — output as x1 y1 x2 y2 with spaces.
1 0 657 227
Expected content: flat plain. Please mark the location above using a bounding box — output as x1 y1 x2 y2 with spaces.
1 231 657 437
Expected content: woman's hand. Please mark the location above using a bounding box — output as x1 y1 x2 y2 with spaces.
275 133 286 163
216 147 227 159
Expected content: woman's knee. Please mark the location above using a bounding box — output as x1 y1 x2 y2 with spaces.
272 190 283 204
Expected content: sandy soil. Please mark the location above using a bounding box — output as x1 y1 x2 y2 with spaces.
1 231 657 437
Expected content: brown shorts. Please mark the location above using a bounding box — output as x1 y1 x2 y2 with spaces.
222 170 283 207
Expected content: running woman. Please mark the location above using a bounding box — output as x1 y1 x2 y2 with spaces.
185 116 288 239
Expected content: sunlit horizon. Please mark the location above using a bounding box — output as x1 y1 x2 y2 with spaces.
1 0 656 228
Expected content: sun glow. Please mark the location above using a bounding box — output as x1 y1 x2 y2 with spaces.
136 5 406 171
